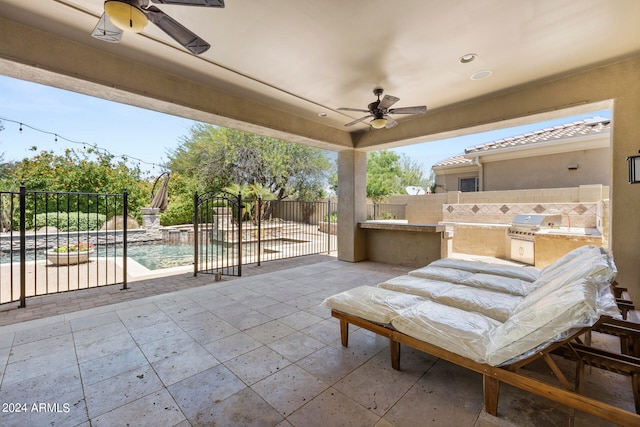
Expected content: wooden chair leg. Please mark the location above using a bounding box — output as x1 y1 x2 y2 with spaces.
633 373 640 414
340 319 349 347
483 375 500 416
391 340 400 370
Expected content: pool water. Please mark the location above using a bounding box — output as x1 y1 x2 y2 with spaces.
125 242 195 270
0 241 212 271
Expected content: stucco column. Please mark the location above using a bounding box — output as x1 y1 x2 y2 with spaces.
337 149 367 262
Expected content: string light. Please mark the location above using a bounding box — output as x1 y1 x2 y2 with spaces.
0 116 168 170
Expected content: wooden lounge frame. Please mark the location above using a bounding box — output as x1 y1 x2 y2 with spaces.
332 309 640 427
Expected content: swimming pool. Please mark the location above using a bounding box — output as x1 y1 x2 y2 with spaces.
0 241 208 271
125 242 195 270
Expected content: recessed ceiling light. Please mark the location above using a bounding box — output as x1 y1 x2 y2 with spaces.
318 112 328 117
471 70 492 80
459 53 477 64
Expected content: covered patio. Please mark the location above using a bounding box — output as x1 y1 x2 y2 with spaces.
2 1 640 425
2 1 640 301
0 255 635 426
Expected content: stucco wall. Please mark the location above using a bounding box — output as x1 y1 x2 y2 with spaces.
483 147 610 190
363 228 442 268
387 185 608 224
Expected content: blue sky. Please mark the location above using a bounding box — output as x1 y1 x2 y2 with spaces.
0 75 610 176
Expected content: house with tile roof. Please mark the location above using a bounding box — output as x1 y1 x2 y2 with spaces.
431 117 611 192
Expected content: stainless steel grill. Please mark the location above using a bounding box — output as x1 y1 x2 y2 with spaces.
508 214 562 241
508 214 561 265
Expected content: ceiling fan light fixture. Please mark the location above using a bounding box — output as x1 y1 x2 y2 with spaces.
370 117 387 129
104 1 148 33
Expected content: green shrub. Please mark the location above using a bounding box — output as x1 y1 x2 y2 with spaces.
34 212 106 231
323 211 338 223
160 198 193 226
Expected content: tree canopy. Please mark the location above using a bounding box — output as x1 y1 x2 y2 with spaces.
365 150 431 202
168 125 333 201
0 148 151 220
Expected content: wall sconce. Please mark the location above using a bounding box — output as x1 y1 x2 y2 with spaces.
567 163 579 170
627 154 640 183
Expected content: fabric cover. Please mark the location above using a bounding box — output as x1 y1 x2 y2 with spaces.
321 285 425 325
462 273 535 296
379 275 521 322
408 265 474 283
429 258 540 282
390 300 499 363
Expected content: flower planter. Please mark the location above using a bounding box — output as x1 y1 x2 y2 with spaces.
46 249 94 266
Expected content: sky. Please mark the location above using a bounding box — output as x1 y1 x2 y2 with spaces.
0 75 611 178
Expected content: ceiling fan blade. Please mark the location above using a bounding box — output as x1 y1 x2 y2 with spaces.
377 94 400 110
344 115 373 126
385 117 398 128
151 0 225 6
91 13 123 43
144 5 210 54
337 107 370 113
388 106 427 115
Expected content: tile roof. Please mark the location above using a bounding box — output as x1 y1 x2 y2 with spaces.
432 117 610 169
432 154 473 168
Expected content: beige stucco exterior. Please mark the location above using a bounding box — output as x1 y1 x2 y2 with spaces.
433 128 611 192
482 147 610 191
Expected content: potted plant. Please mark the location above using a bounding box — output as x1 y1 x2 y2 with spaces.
46 242 94 265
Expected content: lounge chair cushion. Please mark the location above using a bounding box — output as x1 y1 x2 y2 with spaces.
322 285 426 325
518 249 617 312
379 275 521 322
408 265 474 283
485 278 600 366
429 258 540 282
534 246 615 289
377 275 455 299
462 273 535 296
391 300 501 364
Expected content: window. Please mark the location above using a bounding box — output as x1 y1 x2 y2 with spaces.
460 177 479 192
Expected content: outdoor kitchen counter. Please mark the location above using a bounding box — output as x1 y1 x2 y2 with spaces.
359 221 446 233
358 221 449 267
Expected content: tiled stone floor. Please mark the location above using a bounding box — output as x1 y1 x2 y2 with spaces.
0 257 636 426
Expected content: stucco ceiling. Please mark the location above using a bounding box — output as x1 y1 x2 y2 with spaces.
1 0 639 151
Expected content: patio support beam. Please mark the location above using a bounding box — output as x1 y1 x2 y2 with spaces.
337 149 367 262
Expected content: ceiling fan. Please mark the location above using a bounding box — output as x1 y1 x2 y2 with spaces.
338 88 427 129
91 0 225 55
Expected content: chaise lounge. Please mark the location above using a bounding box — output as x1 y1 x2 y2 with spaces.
323 245 640 426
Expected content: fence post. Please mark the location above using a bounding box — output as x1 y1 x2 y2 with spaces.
121 189 128 290
19 184 26 308
327 200 331 254
237 192 242 276
257 197 262 266
193 191 199 277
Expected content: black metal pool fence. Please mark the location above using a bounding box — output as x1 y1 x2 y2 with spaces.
194 192 337 277
0 186 128 308
2 186 338 307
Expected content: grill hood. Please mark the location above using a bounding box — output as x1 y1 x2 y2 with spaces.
511 214 562 230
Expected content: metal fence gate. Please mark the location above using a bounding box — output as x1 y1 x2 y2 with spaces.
193 191 243 277
0 185 128 308
193 192 336 277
